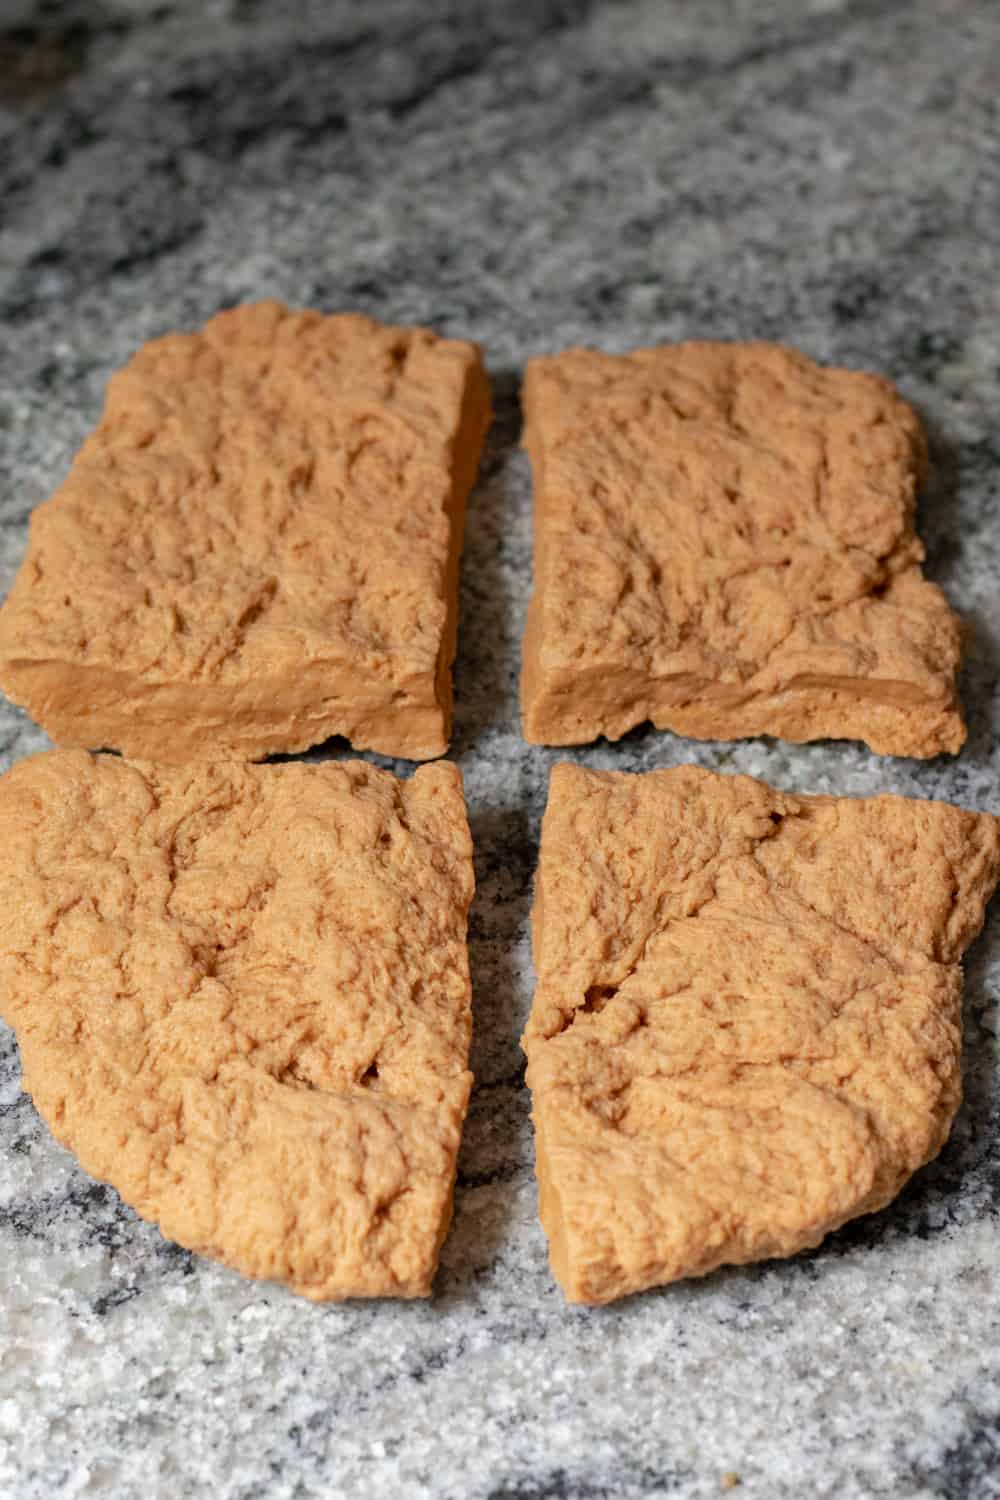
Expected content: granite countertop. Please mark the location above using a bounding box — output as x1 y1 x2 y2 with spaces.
1 2 999 1496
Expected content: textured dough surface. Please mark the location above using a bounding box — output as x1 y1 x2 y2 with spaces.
0 751 475 1300
521 341 965 757
0 301 492 761
523 763 1000 1304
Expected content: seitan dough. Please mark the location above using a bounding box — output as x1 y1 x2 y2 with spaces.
0 301 491 761
523 763 1000 1304
521 341 965 757
0 751 475 1300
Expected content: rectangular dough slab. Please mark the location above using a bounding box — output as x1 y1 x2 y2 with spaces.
0 301 491 761
523 763 1000 1304
520 342 965 758
0 751 475 1300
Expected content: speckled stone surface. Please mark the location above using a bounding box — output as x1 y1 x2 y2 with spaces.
1 2 999 1497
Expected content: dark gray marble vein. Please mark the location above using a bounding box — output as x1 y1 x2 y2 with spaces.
1 1 1000 1497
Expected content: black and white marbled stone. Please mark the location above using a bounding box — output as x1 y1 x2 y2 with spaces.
1 2 999 1496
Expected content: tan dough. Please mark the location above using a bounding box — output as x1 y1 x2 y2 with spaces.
0 302 492 761
0 751 475 1300
521 341 965 757
523 763 1000 1304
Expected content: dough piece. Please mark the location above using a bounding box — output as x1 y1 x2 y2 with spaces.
0 302 491 761
521 342 965 757
524 764 1000 1304
0 751 475 1300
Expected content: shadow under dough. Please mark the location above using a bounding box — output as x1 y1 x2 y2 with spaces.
450 366 527 756
437 795 539 1293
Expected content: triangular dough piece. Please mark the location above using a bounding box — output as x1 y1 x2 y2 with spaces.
524 764 1000 1303
0 301 491 761
0 752 474 1300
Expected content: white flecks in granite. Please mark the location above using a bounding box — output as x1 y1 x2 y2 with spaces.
1 1 1000 1497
